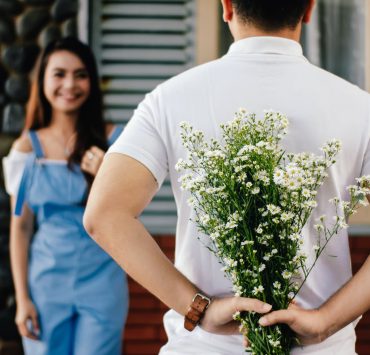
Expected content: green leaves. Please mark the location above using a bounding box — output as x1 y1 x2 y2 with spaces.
177 109 363 353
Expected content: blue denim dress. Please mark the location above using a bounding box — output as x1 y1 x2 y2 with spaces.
15 127 128 355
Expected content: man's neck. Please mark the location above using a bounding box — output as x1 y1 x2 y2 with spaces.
232 23 302 43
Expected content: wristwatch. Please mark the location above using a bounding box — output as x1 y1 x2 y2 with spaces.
184 292 212 331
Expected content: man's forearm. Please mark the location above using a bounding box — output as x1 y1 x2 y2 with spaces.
85 208 198 316
84 154 273 336
320 255 370 337
84 154 199 315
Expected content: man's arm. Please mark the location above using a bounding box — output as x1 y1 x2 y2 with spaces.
84 153 272 333
259 256 370 344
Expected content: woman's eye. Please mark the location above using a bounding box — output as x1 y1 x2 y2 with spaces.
54 72 64 77
76 72 88 79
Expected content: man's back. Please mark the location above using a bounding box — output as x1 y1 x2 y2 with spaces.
112 36 369 353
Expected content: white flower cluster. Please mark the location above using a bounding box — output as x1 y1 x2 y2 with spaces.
176 109 363 354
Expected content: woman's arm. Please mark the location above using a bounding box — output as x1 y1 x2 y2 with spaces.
8 135 39 339
10 197 40 339
259 255 370 344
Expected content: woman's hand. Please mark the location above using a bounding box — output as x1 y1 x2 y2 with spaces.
81 146 105 176
15 298 40 340
200 296 272 335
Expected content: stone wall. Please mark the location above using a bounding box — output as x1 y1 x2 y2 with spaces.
0 0 78 134
0 0 78 348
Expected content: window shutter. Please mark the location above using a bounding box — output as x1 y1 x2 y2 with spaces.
90 0 196 234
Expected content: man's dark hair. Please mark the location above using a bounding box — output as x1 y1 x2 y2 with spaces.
231 0 311 31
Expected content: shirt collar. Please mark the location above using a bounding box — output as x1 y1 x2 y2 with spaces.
227 36 304 57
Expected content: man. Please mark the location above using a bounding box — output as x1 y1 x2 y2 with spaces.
84 0 369 353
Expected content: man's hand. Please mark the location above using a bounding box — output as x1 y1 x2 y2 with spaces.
259 255 370 346
200 296 271 335
259 306 328 345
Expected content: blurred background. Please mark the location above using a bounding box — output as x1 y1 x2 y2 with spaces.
0 0 369 354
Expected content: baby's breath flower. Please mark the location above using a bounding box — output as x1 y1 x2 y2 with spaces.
252 285 264 295
251 187 260 194
281 212 294 222
267 204 281 215
305 200 318 208
329 197 340 205
176 112 359 353
233 311 241 320
314 224 324 232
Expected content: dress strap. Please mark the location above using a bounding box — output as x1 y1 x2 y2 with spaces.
28 130 45 158
14 155 35 216
108 125 123 146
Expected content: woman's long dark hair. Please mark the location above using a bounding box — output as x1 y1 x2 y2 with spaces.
25 37 107 185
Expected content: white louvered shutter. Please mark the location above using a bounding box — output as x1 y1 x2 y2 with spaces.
90 0 196 234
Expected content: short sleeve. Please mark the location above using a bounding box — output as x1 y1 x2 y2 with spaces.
107 88 168 187
2 149 32 196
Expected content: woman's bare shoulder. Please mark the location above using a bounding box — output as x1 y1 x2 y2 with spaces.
12 134 33 153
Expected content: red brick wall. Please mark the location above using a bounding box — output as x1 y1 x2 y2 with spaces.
123 236 172 355
349 237 370 355
123 236 370 355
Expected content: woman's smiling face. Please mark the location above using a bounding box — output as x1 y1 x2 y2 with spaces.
43 50 91 115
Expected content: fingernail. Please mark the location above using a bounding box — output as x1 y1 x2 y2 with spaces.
259 317 267 326
263 303 272 312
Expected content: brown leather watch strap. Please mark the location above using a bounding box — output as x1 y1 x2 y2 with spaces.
184 293 211 331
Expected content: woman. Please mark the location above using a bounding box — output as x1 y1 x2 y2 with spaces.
2 37 128 355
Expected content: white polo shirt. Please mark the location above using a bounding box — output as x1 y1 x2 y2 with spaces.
108 37 370 354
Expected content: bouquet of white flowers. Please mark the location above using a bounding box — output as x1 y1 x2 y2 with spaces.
176 109 369 354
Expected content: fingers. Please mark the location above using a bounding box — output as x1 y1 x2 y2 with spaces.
256 301 300 327
90 146 104 157
15 302 40 340
243 335 250 348
30 312 40 336
81 146 105 176
16 318 38 340
241 324 249 347
259 310 294 327
201 296 272 336
16 321 28 338
233 297 272 314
